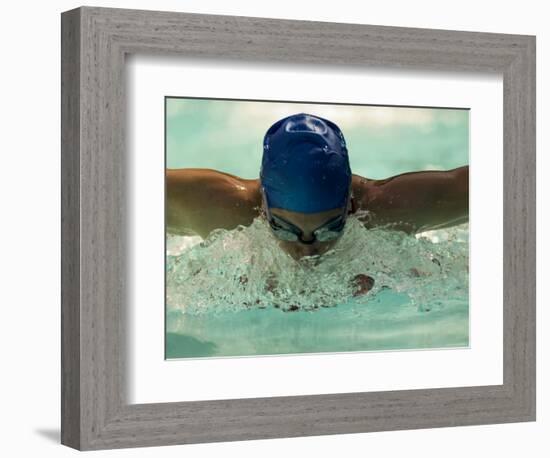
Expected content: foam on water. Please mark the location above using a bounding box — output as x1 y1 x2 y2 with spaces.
166 215 468 315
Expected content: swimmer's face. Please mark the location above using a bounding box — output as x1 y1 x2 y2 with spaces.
266 204 349 261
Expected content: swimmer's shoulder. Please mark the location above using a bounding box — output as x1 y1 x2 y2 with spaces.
167 167 241 187
166 168 262 237
203 169 262 210
167 168 262 212
350 173 377 212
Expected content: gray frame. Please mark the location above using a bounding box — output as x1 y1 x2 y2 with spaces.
61 6 536 451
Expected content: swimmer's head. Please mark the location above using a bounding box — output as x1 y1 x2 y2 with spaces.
260 113 353 260
260 112 352 213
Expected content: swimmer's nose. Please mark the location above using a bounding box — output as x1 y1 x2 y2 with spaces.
299 232 315 244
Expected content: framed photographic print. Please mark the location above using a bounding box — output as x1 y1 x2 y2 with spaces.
61 6 536 450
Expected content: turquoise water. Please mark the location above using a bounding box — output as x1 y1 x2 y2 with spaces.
165 98 469 359
166 217 469 358
166 293 468 358
166 99 469 180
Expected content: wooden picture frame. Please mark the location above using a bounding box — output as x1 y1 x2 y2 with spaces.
61 6 536 450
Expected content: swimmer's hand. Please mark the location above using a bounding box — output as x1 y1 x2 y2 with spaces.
350 274 375 297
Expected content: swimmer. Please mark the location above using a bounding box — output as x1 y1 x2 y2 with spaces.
167 113 468 263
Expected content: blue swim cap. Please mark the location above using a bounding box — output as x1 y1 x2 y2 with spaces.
260 113 352 214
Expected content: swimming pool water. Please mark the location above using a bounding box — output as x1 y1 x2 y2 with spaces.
166 216 469 358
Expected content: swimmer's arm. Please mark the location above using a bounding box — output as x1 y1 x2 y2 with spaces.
353 165 469 233
166 168 261 238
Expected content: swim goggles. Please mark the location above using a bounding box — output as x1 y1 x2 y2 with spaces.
261 187 349 244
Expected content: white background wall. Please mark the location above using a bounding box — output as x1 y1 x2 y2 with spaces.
0 0 546 456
